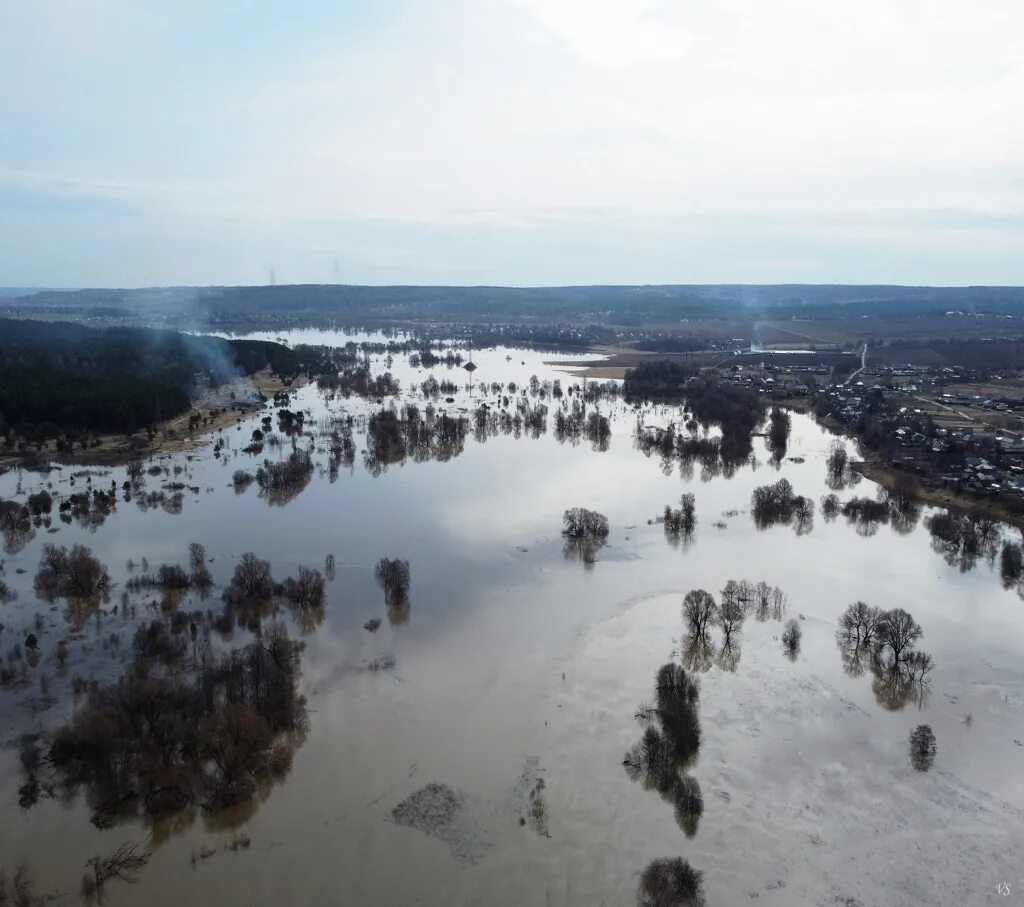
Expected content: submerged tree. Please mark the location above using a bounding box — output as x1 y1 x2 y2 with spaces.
825 439 850 488
188 542 213 589
718 594 744 646
662 494 696 540
781 618 802 661
1000 540 1024 588
625 664 703 839
837 601 882 651
374 556 409 606
766 406 791 461
0 499 35 555
562 507 609 539
638 857 706 907
909 724 937 772
562 507 610 565
226 552 274 602
282 566 325 610
255 449 314 506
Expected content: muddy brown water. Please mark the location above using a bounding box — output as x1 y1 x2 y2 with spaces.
0 334 1022 906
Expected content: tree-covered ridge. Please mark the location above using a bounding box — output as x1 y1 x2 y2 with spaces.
0 319 308 440
9 283 1024 327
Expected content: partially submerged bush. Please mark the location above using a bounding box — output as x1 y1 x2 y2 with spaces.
82 841 151 899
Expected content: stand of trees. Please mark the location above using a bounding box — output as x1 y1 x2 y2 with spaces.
625 364 765 463
562 507 610 565
751 479 814 532
836 601 933 709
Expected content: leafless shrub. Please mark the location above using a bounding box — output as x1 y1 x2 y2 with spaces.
82 841 152 898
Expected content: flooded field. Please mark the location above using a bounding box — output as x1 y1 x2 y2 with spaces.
1 332 1022 906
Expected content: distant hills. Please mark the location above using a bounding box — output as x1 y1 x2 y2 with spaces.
4 283 1024 326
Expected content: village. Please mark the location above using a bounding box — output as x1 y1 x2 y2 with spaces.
709 355 1024 514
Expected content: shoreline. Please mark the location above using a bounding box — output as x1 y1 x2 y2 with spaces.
852 455 1024 532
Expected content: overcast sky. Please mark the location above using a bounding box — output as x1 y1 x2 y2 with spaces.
1 0 1021 287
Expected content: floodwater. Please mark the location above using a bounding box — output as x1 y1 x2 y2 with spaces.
0 333 1022 906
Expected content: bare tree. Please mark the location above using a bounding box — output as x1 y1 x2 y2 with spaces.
909 724 937 772
719 597 744 645
188 542 206 573
781 618 801 660
876 608 922 666
562 507 609 539
227 552 274 601
82 841 152 898
283 566 325 609
826 440 849 487
720 580 739 612
837 601 882 649
771 586 787 620
682 590 718 640
746 580 767 620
